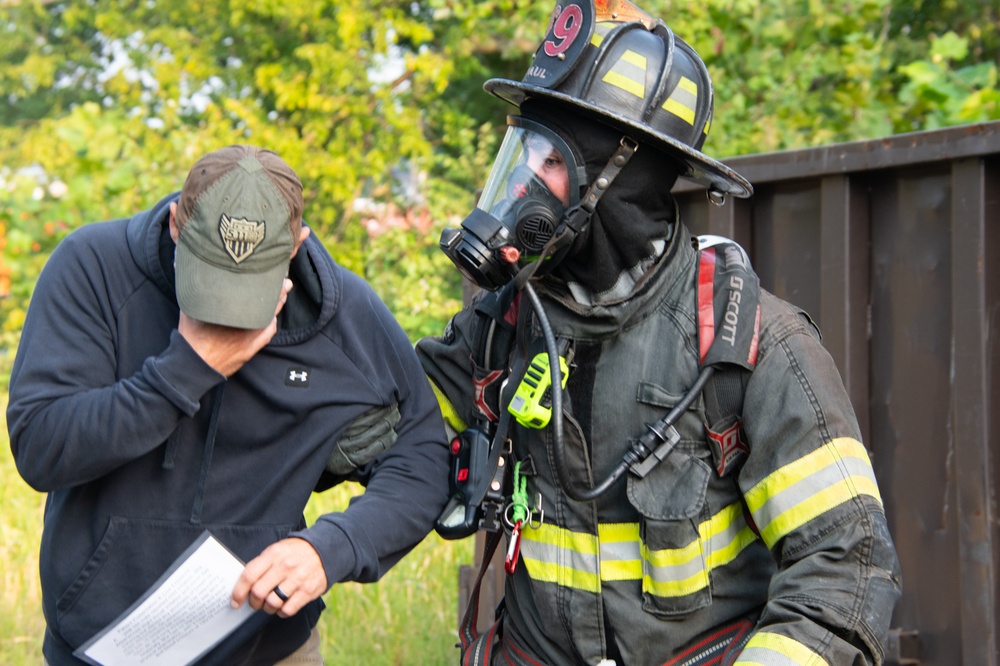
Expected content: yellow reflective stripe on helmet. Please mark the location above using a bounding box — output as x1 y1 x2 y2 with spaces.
428 379 466 434
520 502 758 597
602 50 647 98
591 22 615 48
744 437 882 549
735 631 829 665
661 75 698 125
620 49 647 68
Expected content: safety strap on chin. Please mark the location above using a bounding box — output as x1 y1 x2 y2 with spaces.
513 136 639 291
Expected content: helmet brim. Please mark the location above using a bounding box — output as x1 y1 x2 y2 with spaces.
485 78 754 199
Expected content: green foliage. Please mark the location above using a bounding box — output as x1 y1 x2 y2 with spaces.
897 31 1000 129
6 1 991 380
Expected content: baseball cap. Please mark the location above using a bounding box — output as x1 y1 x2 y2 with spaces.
173 145 304 329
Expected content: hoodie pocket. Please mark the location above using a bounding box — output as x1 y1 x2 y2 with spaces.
54 516 295 649
626 442 713 618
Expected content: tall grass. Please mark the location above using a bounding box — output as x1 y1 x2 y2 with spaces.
0 397 47 663
0 396 473 665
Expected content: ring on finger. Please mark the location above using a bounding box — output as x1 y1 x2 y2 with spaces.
273 586 289 602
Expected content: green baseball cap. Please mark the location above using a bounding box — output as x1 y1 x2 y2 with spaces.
174 145 304 329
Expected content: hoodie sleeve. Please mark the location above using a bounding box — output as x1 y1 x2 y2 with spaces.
289 276 451 586
6 225 224 491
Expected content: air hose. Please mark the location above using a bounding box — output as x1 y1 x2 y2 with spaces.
522 281 714 502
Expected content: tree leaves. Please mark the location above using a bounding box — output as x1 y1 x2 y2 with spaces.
1 0 998 387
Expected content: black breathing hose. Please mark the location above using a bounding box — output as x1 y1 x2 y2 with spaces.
522 281 715 503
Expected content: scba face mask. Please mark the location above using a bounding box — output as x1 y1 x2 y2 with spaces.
440 116 586 291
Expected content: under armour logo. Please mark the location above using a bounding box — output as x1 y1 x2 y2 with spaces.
286 367 311 387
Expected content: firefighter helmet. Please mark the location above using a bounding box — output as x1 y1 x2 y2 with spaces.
484 0 752 198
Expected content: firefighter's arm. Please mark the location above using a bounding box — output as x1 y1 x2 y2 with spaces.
736 326 901 665
415 311 475 437
416 287 516 435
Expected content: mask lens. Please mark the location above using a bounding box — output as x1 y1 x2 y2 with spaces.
477 121 576 218
439 116 581 291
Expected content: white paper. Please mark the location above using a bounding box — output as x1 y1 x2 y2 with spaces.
75 531 256 666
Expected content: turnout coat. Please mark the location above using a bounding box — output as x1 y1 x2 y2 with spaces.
417 226 901 665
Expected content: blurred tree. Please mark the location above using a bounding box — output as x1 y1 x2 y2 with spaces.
0 0 998 386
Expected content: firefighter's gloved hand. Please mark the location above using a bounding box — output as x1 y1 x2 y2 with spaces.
325 402 401 477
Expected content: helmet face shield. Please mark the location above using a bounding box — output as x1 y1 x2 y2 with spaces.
438 116 586 290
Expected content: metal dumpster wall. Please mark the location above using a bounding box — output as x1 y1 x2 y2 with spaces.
458 121 1000 666
676 121 1000 666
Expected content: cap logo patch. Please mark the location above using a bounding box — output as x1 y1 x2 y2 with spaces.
219 214 265 264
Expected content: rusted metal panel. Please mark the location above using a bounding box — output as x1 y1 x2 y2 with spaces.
988 156 1000 665
818 174 872 444
949 156 996 666
458 121 1000 665
868 165 960 666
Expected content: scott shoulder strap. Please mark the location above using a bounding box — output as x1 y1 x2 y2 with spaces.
696 235 760 478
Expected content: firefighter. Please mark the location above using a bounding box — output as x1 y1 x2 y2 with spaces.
417 1 901 664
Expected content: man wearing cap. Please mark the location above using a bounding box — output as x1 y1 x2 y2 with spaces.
416 1 900 664
7 145 451 665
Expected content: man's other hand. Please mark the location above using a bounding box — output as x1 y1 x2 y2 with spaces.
230 537 329 618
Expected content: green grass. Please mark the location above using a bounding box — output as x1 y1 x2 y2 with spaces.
0 396 474 665
0 398 47 664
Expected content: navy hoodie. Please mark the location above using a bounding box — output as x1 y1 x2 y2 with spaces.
7 193 451 665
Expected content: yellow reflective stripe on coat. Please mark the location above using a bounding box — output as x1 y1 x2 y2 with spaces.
519 501 757 597
744 437 882 550
734 631 829 665
427 379 467 434
519 522 601 593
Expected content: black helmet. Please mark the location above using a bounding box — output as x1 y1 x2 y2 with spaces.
484 0 752 198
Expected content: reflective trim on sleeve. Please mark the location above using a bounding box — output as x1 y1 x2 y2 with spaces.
428 379 467 435
734 631 829 665
518 501 758 598
744 437 882 549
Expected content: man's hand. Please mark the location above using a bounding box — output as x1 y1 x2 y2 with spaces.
178 278 292 377
231 537 329 618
